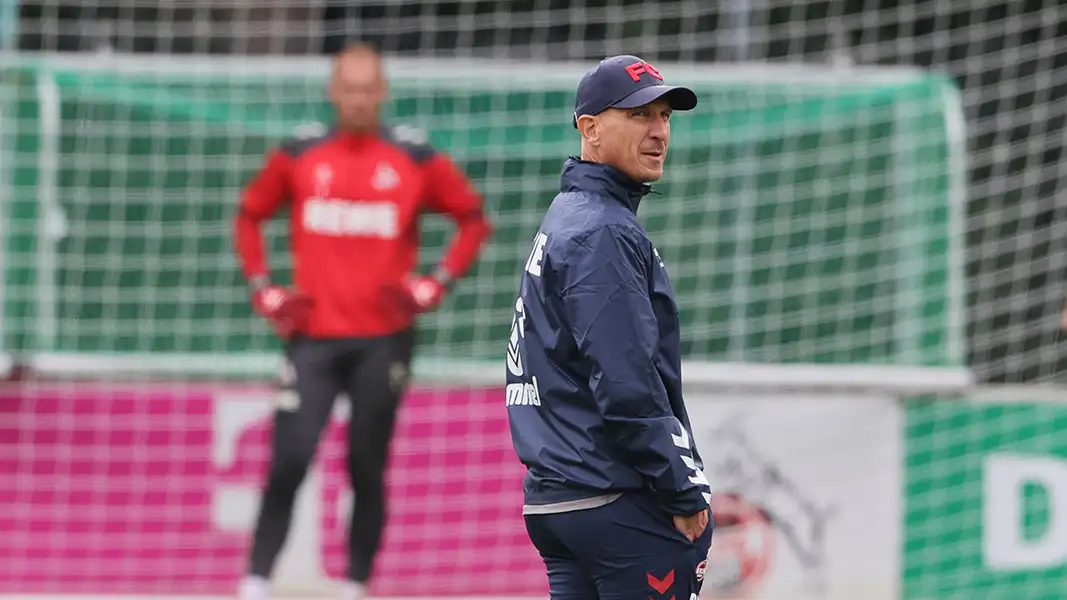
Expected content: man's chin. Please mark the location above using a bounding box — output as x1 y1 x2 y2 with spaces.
637 161 665 182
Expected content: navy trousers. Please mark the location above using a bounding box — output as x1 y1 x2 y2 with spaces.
524 492 714 600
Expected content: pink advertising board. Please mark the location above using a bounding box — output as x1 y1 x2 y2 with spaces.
0 381 545 597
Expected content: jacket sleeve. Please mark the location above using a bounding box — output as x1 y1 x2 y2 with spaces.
419 153 492 281
233 149 293 281
559 225 710 516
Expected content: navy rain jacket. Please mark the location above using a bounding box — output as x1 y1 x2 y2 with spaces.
505 157 711 517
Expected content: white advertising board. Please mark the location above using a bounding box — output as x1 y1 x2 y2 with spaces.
685 393 901 600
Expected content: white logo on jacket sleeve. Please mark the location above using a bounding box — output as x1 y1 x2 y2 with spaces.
525 232 549 277
507 232 550 408
505 296 541 406
672 423 713 505
506 297 526 377
505 377 541 406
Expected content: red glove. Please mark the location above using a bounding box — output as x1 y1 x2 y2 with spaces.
251 282 313 338
402 273 449 313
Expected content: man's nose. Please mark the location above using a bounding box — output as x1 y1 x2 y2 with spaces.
647 118 668 140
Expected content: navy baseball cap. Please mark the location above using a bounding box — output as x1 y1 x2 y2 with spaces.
572 55 698 128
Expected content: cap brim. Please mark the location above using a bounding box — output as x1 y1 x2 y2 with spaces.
611 85 698 111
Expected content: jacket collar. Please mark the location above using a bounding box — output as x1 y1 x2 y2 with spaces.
329 125 379 148
559 157 652 213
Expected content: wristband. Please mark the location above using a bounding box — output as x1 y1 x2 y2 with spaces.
431 266 455 291
248 274 272 293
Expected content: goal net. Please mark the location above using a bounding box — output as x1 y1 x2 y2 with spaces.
4 2 1058 600
0 54 967 374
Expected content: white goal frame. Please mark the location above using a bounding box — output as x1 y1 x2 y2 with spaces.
0 52 971 395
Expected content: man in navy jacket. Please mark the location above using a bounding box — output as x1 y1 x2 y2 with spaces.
506 55 713 600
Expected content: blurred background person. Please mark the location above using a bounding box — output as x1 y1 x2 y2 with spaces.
233 42 491 600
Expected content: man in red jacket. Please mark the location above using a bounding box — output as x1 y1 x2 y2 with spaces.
233 42 491 600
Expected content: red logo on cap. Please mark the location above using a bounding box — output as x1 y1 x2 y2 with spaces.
625 61 663 82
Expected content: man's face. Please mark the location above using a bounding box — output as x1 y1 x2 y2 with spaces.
329 52 386 133
593 98 672 182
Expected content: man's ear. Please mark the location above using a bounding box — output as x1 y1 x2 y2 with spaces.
577 114 599 146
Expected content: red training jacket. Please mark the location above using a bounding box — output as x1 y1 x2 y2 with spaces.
233 124 492 338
